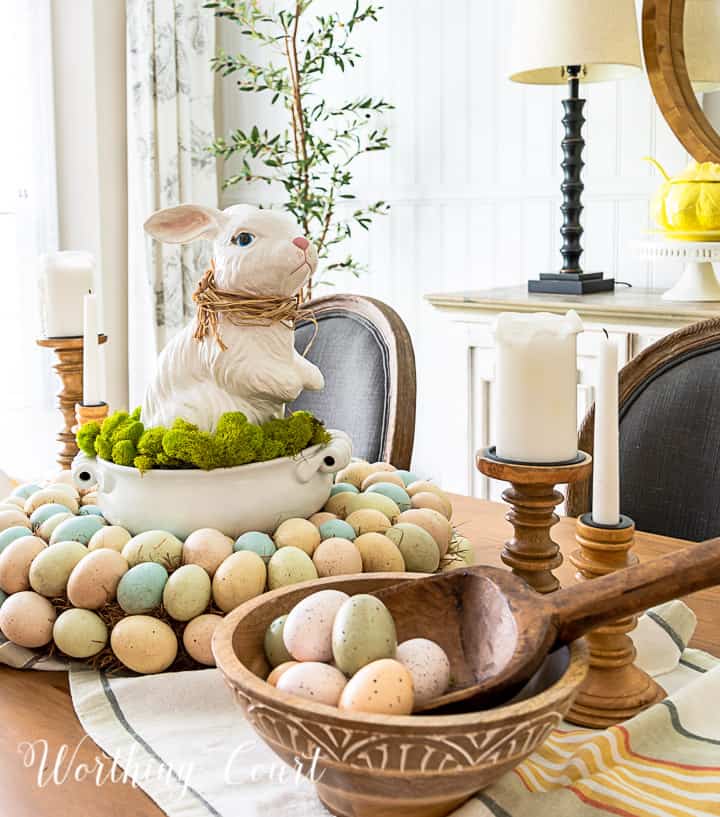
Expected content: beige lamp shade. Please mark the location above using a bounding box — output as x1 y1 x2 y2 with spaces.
685 0 720 92
508 0 642 85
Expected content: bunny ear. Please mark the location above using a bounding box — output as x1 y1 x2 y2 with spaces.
143 204 226 244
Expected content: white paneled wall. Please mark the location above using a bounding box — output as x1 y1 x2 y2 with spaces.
216 0 689 478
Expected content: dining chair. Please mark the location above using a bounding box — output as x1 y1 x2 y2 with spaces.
567 318 720 541
289 294 417 470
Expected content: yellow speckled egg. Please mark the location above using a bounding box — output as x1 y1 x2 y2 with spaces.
283 589 349 661
361 471 405 491
163 564 212 621
411 491 452 520
88 525 132 552
397 509 453 557
308 512 337 527
0 510 31 534
267 546 318 590
182 613 223 666
354 533 405 573
345 493 400 522
277 662 348 706
212 551 267 612
335 461 375 489
345 509 392 536
110 615 178 674
370 461 396 472
313 538 363 577
339 658 414 715
53 608 108 658
24 489 78 515
323 492 355 518
29 541 88 597
273 518 321 555
182 528 233 576
66 548 129 608
48 481 80 501
0 591 56 648
36 512 74 543
122 530 183 568
0 536 47 593
267 660 300 686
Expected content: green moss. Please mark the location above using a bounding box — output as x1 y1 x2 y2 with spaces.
112 440 137 466
77 422 101 457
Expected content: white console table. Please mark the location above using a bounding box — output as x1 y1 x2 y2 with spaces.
426 286 720 500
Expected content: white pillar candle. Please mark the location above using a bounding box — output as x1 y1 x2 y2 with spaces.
494 310 583 463
592 334 620 526
37 252 94 338
83 293 102 405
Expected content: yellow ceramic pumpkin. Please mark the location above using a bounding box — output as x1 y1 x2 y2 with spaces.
648 158 720 239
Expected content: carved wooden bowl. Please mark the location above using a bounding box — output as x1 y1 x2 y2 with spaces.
213 573 589 817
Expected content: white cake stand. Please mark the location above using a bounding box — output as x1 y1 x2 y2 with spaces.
632 239 720 302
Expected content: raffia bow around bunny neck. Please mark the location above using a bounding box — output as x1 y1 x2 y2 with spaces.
192 262 316 354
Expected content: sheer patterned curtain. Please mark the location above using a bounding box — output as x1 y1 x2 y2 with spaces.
126 0 218 407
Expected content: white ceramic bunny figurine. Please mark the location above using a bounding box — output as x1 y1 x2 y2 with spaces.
141 203 324 431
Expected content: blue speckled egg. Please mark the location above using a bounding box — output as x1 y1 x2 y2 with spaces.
79 505 105 517
50 515 106 546
234 531 276 563
394 470 419 487
330 483 359 497
318 519 357 541
0 526 32 554
11 483 42 500
117 562 169 614
365 482 412 512
30 503 72 531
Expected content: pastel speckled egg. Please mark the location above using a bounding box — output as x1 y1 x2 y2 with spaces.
365 482 412 512
1 496 27 510
345 509 391 536
53 609 108 658
0 526 34 554
66 548 129 609
29 540 88 597
273 518 320 556
308 512 336 527
283 589 349 662
182 528 233 576
318 519 356 542
37 513 74 543
122 530 183 569
329 482 359 497
332 594 397 676
0 503 23 514
323 492 355 518
79 505 104 517
313 538 363 578
212 551 267 612
397 509 453 557
344 493 401 522
0 591 56 648
0 510 31 535
163 564 212 621
411 491 452 520
267 546 318 590
353 533 405 573
49 515 106 546
30 503 71 531
117 562 169 614
267 661 299 686
370 462 396 472
81 493 99 507
183 613 223 666
360 471 406 491
385 523 440 573
24 489 78 515
394 470 419 487
396 638 451 707
234 531 276 564
452 535 474 566
277 662 347 706
334 461 375 489
88 525 132 553
111 616 177 674
0 536 47 593
11 483 42 500
339 659 414 715
264 614 294 667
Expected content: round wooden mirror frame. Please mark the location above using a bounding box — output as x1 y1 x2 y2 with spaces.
643 0 720 163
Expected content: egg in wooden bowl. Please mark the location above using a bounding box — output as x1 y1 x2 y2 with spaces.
212 572 588 817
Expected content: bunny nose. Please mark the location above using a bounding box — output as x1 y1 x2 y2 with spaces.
293 237 310 250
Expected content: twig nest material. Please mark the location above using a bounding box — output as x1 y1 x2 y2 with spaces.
385 523 440 573
53 609 108 658
29 541 87 597
264 614 293 667
110 615 177 674
312 538 363 577
183 613 223 666
182 528 233 576
273 518 321 556
345 509 391 536
353 533 405 573
122 530 183 568
163 564 212 621
0 591 56 648
0 536 47 594
0 510 31 534
117 563 169 614
88 525 132 552
67 549 129 609
212 550 267 612
267 546 318 590
283 589 349 662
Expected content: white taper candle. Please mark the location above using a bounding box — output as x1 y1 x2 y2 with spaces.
591 333 620 526
82 293 102 405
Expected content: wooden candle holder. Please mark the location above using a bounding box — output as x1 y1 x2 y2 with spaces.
477 448 592 593
37 335 107 470
74 402 109 433
565 513 665 728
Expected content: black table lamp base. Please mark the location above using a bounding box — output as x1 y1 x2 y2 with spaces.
529 272 615 295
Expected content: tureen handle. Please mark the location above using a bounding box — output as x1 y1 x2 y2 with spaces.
294 430 352 484
71 452 103 493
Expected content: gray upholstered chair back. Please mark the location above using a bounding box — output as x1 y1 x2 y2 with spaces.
288 295 416 469
568 320 720 541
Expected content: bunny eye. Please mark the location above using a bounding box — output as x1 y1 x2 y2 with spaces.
232 231 255 247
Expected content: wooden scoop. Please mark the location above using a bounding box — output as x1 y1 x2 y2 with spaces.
373 536 720 713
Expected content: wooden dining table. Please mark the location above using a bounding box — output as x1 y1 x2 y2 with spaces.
1 494 719 817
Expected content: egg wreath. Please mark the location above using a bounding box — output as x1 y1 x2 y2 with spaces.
0 457 471 675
